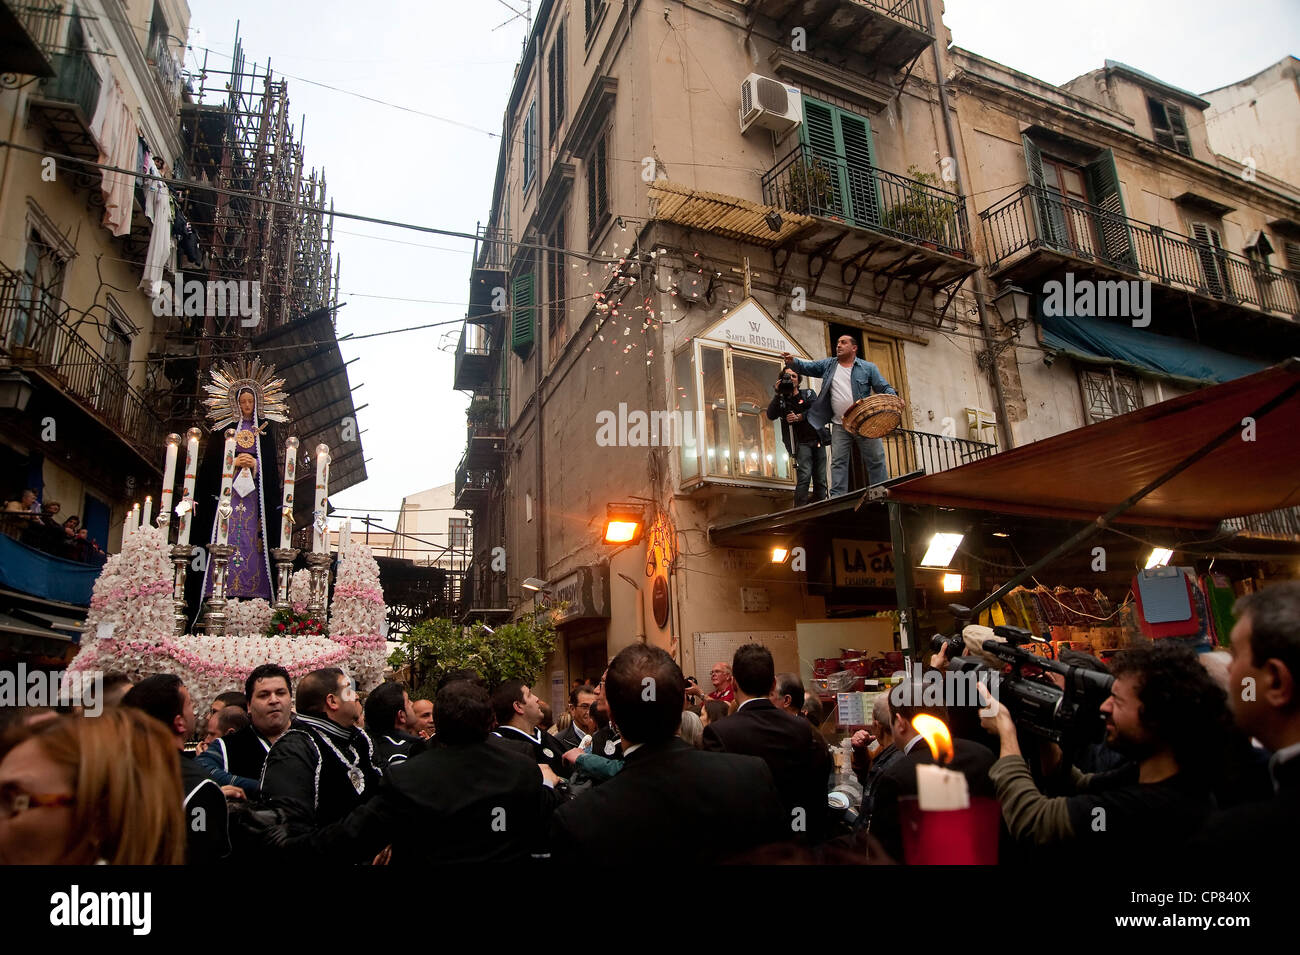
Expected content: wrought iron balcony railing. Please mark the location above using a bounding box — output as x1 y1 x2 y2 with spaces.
37 47 102 120
146 33 183 110
980 185 1300 318
850 0 930 33
2 0 62 74
762 144 970 257
881 427 997 477
0 263 166 462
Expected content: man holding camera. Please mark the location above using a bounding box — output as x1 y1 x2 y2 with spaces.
766 366 829 506
978 642 1222 864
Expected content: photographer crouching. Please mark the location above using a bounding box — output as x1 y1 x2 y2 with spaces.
976 641 1229 865
766 366 830 506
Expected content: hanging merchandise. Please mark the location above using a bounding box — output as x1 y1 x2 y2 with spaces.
172 201 203 267
1202 574 1237 648
1132 566 1211 648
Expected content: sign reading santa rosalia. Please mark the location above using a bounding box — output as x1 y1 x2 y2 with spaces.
698 299 800 355
833 539 896 588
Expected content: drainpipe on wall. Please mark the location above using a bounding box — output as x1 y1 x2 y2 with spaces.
926 0 1016 451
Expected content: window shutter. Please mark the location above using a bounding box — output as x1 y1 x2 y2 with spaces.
512 272 535 356
1023 135 1065 247
1085 150 1137 269
839 112 881 227
1167 104 1191 156
1190 222 1227 298
587 134 607 240
800 98 844 218
1282 239 1300 271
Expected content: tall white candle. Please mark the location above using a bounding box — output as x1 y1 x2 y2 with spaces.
131 503 140 527
215 428 237 547
280 436 299 550
176 428 201 547
142 495 152 527
159 434 179 530
915 763 970 811
339 518 351 551
313 444 330 553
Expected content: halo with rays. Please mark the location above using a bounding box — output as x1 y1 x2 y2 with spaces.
202 358 291 432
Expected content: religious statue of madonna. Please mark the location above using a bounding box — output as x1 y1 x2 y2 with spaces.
189 360 290 621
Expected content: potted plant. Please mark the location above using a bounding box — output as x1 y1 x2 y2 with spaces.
882 165 955 249
784 154 836 216
467 398 500 431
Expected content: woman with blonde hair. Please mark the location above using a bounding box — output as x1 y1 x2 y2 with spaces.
0 708 186 864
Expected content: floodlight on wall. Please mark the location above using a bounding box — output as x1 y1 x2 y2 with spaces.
771 545 789 563
942 573 963 593
764 210 784 232
602 502 647 545
1145 548 1174 569
920 532 964 568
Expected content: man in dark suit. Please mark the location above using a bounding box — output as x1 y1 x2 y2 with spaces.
551 644 787 864
1192 582 1300 860
555 683 598 750
701 644 832 842
274 680 559 863
868 693 996 863
490 680 571 777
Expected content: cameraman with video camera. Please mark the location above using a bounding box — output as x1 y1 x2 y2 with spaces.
766 366 829 506
976 641 1226 864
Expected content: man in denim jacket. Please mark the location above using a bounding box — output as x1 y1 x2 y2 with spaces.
782 335 896 495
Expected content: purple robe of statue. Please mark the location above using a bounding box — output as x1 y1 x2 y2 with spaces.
202 412 273 601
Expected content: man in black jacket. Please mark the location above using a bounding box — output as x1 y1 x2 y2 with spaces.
274 680 559 864
551 644 787 864
364 681 425 767
123 674 230 864
868 693 996 863
197 664 293 795
261 668 382 828
490 680 571 777
701 644 832 842
766 366 830 506
555 683 597 750
1192 582 1300 860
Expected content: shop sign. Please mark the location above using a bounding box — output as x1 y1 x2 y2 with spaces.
833 539 895 588
551 564 611 624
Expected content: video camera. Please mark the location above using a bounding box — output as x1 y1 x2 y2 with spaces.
931 604 1115 744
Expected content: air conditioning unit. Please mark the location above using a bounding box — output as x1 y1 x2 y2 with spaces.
739 73 802 135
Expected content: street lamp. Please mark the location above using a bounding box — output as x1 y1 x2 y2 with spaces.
0 367 34 413
522 577 548 592
992 282 1031 330
602 502 646 545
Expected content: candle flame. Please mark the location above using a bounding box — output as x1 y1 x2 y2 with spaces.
912 714 954 765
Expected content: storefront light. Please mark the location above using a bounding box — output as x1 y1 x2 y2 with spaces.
771 546 789 563
1145 547 1174 569
920 532 964 568
942 573 963 593
603 503 647 545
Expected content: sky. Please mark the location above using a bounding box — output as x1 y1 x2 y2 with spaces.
182 0 1300 532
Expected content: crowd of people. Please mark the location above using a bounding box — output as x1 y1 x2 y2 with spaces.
0 580 1296 865
3 490 106 564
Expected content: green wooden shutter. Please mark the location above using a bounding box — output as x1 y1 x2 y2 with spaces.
512 272 535 356
1085 149 1137 269
839 112 881 227
1023 134 1065 248
799 99 843 219
1190 223 1228 299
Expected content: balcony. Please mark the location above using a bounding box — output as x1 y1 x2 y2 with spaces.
881 428 998 478
743 0 934 72
454 319 495 391
146 33 183 113
454 454 497 511
1 0 61 76
760 144 977 292
980 186 1300 322
468 224 510 321
1222 506 1300 543
0 263 166 465
30 48 103 164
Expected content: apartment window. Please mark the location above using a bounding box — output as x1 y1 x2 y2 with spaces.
547 22 566 139
96 302 132 423
511 270 535 357
584 0 607 38
1188 221 1232 300
448 518 470 550
586 131 609 243
1023 137 1135 268
522 100 538 192
799 97 880 227
1079 367 1142 423
9 228 67 351
1148 98 1191 157
547 216 567 357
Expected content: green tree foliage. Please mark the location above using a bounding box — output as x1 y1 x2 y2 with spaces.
388 607 558 700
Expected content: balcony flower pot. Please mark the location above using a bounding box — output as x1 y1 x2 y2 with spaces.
784 156 835 216
882 165 953 248
466 399 500 429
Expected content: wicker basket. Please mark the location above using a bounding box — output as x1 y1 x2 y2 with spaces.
843 394 905 438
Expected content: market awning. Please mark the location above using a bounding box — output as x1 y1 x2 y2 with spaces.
1040 313 1267 386
886 360 1300 528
